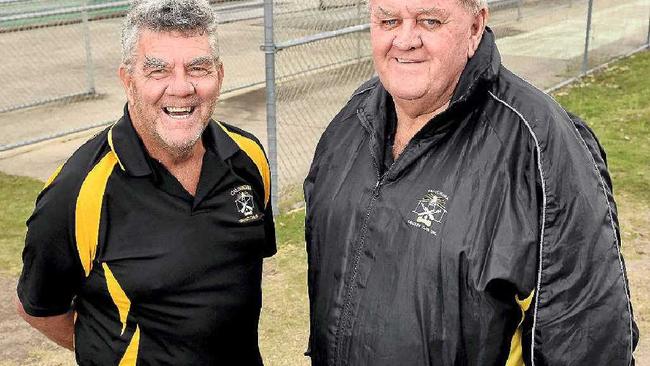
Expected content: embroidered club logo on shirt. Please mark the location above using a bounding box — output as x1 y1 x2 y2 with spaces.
407 190 449 236
236 191 254 216
231 185 261 223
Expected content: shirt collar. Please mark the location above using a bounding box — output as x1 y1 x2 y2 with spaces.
109 104 242 177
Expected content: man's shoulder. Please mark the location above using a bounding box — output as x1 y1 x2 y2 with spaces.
31 127 111 224
489 67 567 124
486 67 606 184
328 76 380 127
216 121 265 153
486 67 576 142
44 127 112 193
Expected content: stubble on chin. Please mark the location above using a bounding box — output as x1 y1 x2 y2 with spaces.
129 87 218 160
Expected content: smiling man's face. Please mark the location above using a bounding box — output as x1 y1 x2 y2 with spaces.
370 0 483 106
120 29 223 156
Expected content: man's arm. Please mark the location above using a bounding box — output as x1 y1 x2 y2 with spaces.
522 111 638 365
14 294 74 350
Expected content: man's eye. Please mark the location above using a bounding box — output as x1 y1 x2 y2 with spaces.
381 19 399 28
189 67 210 77
419 18 442 28
147 69 167 78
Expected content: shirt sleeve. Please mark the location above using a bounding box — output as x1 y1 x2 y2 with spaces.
17 168 84 317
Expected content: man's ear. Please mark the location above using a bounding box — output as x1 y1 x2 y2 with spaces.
215 62 225 97
118 65 133 100
467 8 489 59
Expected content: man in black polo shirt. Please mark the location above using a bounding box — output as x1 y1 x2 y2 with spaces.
14 0 276 364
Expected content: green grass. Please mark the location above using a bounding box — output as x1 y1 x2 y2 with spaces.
553 51 650 205
259 209 309 366
0 173 42 276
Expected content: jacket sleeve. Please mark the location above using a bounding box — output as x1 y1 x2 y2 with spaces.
524 110 638 365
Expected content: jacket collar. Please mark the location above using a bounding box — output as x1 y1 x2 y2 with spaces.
360 27 501 135
109 104 241 177
450 27 500 106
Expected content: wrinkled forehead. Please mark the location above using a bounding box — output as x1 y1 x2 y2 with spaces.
369 0 462 13
136 29 211 50
134 30 214 62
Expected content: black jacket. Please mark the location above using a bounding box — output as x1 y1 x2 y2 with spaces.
304 28 638 366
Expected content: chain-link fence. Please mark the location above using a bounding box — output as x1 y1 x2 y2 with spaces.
269 0 374 207
266 0 650 210
0 0 649 211
0 0 266 150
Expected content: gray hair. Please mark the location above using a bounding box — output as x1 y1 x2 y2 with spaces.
121 0 220 72
459 0 489 14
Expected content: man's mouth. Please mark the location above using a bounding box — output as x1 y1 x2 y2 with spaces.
163 106 196 119
396 58 422 64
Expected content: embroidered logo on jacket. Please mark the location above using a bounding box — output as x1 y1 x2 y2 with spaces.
231 185 261 223
408 190 449 236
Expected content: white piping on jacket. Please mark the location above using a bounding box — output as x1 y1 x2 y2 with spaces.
488 91 547 366
487 90 634 365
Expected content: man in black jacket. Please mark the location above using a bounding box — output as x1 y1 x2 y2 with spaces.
304 0 638 365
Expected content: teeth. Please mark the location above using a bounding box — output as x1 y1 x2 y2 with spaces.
165 106 192 113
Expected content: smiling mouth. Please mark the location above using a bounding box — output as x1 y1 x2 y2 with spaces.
396 58 422 64
163 106 196 120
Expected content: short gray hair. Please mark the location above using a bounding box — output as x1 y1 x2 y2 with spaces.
459 0 488 14
121 0 220 71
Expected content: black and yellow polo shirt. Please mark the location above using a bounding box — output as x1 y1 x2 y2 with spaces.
17 106 276 365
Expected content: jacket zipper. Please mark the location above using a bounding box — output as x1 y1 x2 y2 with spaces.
333 109 405 365
333 175 384 366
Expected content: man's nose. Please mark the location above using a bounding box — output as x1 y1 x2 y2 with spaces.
392 21 423 51
166 71 196 97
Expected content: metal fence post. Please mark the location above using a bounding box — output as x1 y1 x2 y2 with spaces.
581 0 594 75
81 0 96 94
357 0 364 60
263 0 279 214
646 5 650 47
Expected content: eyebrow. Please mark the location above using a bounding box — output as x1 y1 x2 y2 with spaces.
374 6 449 18
186 56 215 68
375 6 397 17
414 7 449 17
143 56 169 69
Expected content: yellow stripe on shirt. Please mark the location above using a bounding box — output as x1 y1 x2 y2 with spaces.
217 122 271 208
108 126 126 172
119 325 141 366
75 151 118 276
102 263 131 335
